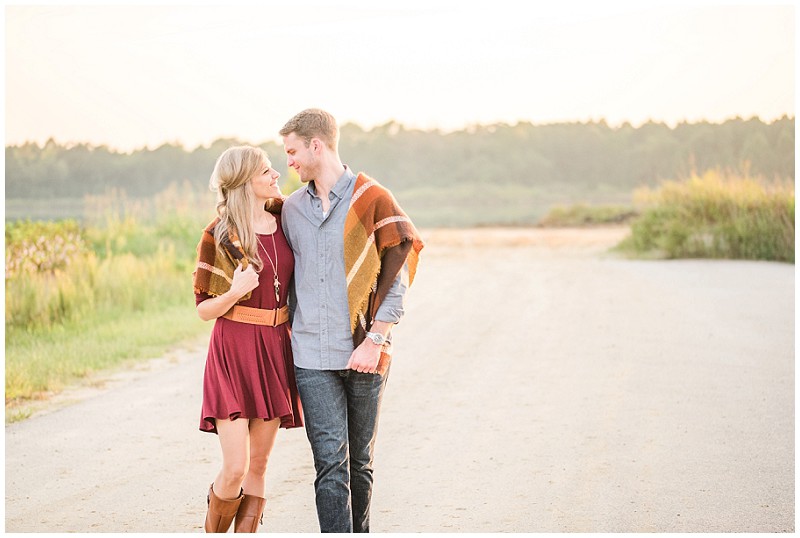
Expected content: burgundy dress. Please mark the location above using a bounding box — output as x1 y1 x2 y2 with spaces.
197 217 302 433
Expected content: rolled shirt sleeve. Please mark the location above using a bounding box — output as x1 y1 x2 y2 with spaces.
373 261 409 324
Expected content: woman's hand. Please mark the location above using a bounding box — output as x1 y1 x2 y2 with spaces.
229 263 259 299
196 263 259 321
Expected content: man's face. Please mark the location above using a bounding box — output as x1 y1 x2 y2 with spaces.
283 133 318 183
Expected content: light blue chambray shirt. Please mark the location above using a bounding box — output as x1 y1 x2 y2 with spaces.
281 166 408 370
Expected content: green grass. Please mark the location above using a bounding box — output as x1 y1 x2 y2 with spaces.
617 171 794 262
5 304 208 405
395 184 634 228
5 183 215 417
5 304 210 423
5 197 86 222
537 203 638 227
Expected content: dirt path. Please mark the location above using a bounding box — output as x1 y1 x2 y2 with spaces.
5 227 795 532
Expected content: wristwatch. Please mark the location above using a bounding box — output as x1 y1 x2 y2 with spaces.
365 331 386 346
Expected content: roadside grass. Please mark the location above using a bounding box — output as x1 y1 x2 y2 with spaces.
5 305 209 423
5 183 215 419
616 171 794 262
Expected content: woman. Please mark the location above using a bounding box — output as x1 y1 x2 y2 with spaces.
192 146 302 533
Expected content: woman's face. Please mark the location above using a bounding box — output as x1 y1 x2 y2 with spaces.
251 160 282 200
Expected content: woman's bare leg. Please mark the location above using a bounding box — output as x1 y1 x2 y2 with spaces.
213 418 251 499
241 418 280 497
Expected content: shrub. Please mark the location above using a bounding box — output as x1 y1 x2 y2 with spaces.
621 171 794 262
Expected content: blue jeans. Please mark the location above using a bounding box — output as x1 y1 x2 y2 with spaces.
294 366 389 533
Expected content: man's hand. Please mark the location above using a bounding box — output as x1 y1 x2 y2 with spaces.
346 339 382 374
347 321 393 374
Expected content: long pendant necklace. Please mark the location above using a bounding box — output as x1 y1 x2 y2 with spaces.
262 233 280 303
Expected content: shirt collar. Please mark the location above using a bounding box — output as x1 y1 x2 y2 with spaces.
332 165 356 199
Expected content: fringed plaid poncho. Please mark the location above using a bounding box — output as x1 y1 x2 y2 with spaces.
192 199 283 302
345 173 424 370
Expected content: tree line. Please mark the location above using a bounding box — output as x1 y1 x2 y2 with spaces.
6 116 794 201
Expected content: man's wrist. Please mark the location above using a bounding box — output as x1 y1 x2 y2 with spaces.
365 331 387 346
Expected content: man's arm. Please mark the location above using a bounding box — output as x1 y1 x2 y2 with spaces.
373 262 409 325
346 263 409 373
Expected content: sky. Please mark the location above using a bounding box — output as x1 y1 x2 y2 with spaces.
3 1 796 152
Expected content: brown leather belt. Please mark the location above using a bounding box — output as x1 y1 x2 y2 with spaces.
222 305 289 327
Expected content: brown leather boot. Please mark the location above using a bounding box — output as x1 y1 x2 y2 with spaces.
204 484 243 533
234 494 266 533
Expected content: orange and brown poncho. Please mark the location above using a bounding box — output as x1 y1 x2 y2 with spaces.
344 173 424 371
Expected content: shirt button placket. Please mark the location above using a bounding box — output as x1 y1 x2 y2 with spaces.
318 226 327 367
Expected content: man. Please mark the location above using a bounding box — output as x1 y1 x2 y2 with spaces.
279 109 423 532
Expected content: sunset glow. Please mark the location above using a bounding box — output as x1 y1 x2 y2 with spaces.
4 1 795 151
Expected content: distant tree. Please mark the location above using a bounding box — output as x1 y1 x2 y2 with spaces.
6 117 793 206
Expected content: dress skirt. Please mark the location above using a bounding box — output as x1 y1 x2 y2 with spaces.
197 219 302 434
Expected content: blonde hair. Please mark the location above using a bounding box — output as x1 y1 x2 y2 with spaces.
209 145 269 272
279 108 339 151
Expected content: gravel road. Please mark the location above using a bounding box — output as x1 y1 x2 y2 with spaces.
5 227 794 532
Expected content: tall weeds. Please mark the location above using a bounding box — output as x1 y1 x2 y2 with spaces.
621 171 794 262
5 183 215 405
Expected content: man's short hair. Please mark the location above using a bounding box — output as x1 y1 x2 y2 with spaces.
279 108 339 151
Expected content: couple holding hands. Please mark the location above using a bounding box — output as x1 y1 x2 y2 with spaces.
192 108 424 533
